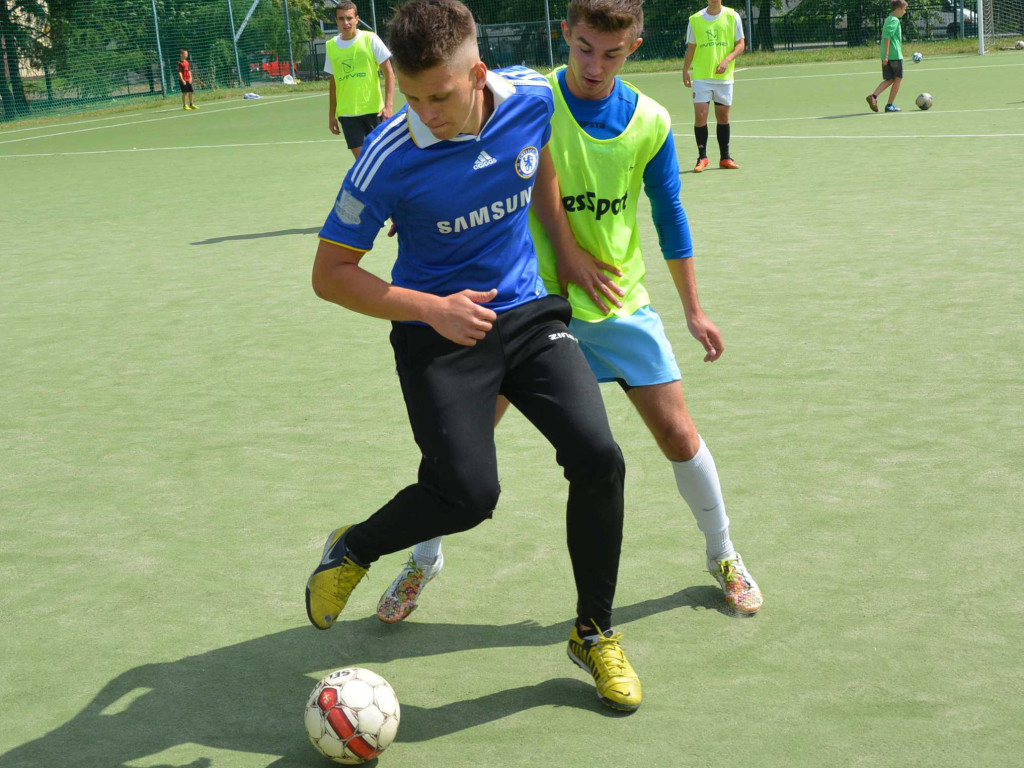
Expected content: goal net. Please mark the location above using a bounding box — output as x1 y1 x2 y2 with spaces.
980 0 1024 51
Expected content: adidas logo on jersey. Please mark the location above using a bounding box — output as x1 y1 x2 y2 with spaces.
473 151 497 170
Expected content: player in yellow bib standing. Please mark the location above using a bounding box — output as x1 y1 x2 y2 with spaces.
682 0 745 172
325 1 395 159
379 0 763 631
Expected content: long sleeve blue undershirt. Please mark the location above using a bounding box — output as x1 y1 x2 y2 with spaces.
556 70 693 260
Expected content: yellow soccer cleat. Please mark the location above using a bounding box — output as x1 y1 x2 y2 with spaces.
567 625 642 712
708 552 763 615
305 526 369 630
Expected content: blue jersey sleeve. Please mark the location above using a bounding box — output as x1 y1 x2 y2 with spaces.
318 119 403 251
643 130 693 260
319 181 393 252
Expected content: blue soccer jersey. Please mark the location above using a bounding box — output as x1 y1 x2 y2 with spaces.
319 66 554 315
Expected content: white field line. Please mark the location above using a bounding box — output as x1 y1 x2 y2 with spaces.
729 133 1024 138
626 59 1024 83
671 131 1024 139
0 92 315 136
672 104 1024 128
737 60 1024 82
1 137 338 159
0 92 324 145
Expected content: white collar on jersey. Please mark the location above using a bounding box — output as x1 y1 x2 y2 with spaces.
406 69 515 147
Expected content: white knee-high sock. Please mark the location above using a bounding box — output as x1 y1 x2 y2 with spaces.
671 436 735 562
412 537 443 565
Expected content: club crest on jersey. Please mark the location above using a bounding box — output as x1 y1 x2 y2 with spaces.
515 147 539 179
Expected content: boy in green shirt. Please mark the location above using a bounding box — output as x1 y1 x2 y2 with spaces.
867 0 908 113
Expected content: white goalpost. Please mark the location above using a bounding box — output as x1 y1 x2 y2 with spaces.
978 0 1024 53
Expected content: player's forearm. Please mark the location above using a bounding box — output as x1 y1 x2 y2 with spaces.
531 148 578 259
382 63 395 111
727 38 745 62
682 45 695 74
312 242 441 323
329 79 337 118
667 256 703 319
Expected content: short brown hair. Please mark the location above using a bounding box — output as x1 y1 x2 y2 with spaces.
566 0 644 39
387 0 477 73
335 1 357 15
891 0 908 10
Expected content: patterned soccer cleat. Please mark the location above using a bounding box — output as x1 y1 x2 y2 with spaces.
866 94 879 112
693 157 710 173
567 626 642 712
376 552 444 624
719 158 740 170
707 552 763 615
306 526 369 630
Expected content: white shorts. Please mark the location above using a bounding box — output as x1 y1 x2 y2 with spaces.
692 80 734 106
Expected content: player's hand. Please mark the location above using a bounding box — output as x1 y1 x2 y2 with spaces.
882 58 889 65
557 245 624 315
329 117 341 135
687 311 724 362
386 220 397 237
716 61 729 74
380 106 393 120
683 71 692 88
430 289 499 346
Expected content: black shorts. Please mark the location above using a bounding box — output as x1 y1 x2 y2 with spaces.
882 59 903 81
179 81 194 93
339 114 381 149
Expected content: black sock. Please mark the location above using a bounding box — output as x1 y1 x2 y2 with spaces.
694 125 708 159
717 122 731 160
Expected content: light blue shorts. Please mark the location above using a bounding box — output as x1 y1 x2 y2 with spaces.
570 305 681 389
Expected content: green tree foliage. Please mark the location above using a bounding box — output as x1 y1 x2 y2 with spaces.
1 0 49 118
1 0 321 119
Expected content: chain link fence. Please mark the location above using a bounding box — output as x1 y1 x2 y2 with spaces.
3 0 1018 122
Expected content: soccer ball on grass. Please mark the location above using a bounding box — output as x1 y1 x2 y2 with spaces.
1015 40 1024 49
912 52 923 62
915 93 933 110
305 668 401 764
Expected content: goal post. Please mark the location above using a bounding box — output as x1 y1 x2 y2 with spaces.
979 0 1024 52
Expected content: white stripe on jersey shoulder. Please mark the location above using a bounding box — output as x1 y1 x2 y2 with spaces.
356 130 411 193
497 66 551 88
351 117 410 191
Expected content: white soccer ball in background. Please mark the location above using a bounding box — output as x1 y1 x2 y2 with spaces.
912 52 923 62
915 93 934 110
305 668 401 764
1015 40 1024 49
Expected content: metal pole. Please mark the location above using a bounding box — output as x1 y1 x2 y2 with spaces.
283 0 295 77
370 0 378 33
227 0 245 86
151 0 167 96
544 0 554 68
745 0 753 49
977 0 985 53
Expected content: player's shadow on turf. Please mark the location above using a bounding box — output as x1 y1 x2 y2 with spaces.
190 227 321 245
0 587 721 768
817 113 874 120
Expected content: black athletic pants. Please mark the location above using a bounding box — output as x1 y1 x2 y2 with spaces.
345 295 624 629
